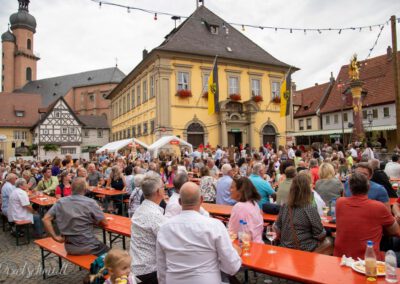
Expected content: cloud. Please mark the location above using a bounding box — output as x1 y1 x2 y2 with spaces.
0 0 399 90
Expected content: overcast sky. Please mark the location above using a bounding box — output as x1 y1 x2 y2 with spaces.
1 0 399 90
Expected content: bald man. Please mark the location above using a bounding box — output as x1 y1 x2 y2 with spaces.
156 182 241 284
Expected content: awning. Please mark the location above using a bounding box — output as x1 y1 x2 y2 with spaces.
292 125 396 137
148 136 193 158
96 138 149 154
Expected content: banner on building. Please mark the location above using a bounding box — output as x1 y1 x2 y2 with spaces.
280 71 292 117
208 56 219 115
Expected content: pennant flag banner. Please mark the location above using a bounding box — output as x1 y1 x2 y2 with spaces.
280 72 291 117
208 57 219 115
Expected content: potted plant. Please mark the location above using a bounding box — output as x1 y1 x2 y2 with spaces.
176 89 192 98
253 95 263 102
229 93 241 101
272 96 281 103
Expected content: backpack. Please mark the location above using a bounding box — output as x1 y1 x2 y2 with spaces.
88 253 108 284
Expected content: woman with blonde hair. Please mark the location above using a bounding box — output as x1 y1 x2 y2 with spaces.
314 162 343 204
107 166 126 191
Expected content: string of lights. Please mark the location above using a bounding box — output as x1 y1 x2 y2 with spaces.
365 22 387 60
91 0 397 35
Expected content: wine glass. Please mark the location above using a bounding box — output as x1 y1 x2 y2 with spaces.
242 232 251 256
266 225 277 254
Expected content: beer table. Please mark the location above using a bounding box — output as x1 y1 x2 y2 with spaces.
29 194 58 216
202 203 336 230
241 242 396 283
89 187 127 216
102 213 130 249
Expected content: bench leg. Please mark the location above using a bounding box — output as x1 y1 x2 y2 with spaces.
244 268 249 284
123 236 126 250
109 232 113 248
103 228 107 244
58 257 62 271
41 248 46 280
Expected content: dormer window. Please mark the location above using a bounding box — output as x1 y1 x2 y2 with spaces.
210 25 219 35
15 111 25 117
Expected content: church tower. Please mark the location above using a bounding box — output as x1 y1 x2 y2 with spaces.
1 0 39 92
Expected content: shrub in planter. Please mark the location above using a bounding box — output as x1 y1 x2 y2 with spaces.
272 97 281 103
202 92 208 99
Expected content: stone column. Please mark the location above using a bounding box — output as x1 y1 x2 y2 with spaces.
350 80 365 142
221 120 228 147
248 113 254 147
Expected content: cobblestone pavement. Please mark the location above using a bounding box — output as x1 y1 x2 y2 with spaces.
0 224 299 284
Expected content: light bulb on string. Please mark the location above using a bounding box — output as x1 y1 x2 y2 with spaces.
369 26 372 31
241 25 245 32
275 27 277 32
127 7 130 13
290 28 292 33
259 26 264 30
304 29 306 35
338 29 342 34
154 13 157 20
99 2 102 9
317 29 321 34
359 27 362 32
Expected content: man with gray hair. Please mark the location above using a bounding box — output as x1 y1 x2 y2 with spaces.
165 173 209 218
42 178 108 255
130 172 166 283
216 164 236 205
157 182 242 284
8 178 44 237
1 173 18 218
249 162 275 207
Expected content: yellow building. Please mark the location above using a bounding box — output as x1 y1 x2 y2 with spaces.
108 5 294 149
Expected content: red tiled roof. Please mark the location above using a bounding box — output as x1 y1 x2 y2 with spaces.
292 91 302 106
294 82 331 118
0 92 42 127
320 51 399 114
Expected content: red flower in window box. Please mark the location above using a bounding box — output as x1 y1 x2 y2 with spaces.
253 95 263 102
272 97 281 103
202 92 208 99
176 89 192 98
229 93 241 101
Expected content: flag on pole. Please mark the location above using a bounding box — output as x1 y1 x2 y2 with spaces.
208 56 219 115
280 71 292 117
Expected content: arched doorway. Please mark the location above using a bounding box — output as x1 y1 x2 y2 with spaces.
262 125 276 148
187 123 204 148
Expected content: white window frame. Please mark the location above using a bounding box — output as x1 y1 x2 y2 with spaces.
97 130 103 138
62 127 68 135
299 119 304 131
271 81 281 99
325 115 330 125
251 78 261 97
69 127 76 134
306 118 312 130
228 76 239 95
383 107 390 118
177 71 190 91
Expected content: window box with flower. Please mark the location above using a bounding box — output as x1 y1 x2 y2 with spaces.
202 91 208 99
176 89 192 98
229 93 241 101
272 96 281 103
252 95 263 103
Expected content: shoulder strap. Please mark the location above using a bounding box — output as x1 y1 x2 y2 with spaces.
288 206 301 249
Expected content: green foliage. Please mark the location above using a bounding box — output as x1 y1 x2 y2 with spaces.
43 144 59 152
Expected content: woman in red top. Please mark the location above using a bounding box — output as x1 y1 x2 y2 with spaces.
55 171 72 198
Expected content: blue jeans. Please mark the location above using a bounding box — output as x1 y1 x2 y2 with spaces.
33 214 44 236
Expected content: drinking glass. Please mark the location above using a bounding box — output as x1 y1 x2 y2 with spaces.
266 225 277 254
242 232 251 256
322 206 329 222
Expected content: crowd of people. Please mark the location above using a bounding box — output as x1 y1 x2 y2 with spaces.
1 141 400 283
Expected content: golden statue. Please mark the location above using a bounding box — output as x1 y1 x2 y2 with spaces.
348 53 360 81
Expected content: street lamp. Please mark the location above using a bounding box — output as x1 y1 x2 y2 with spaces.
337 80 345 145
367 111 373 140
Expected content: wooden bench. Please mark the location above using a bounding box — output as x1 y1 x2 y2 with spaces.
34 237 97 279
14 220 31 246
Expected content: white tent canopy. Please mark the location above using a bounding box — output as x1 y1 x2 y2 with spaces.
96 138 148 154
148 136 193 158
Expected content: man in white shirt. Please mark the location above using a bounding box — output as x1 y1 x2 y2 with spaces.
156 182 242 284
164 173 209 218
130 172 166 283
1 173 17 217
385 154 400 179
287 145 295 160
348 143 358 159
8 178 44 237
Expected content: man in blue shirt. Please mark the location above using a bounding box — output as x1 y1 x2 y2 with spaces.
249 162 275 207
1 173 17 217
344 162 390 211
216 164 236 205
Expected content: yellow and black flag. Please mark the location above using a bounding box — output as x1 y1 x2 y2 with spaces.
208 57 219 115
280 71 292 117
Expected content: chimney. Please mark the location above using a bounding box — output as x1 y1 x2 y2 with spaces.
387 46 392 61
142 49 148 60
315 83 318 86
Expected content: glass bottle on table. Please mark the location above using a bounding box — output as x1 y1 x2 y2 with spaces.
241 221 251 256
365 240 377 282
